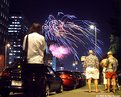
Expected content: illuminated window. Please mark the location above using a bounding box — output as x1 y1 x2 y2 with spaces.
13 45 17 47
13 51 17 52
12 22 15 24
10 25 14 27
14 30 17 32
9 62 12 64
11 16 15 18
8 30 13 32
9 53 13 55
17 56 20 58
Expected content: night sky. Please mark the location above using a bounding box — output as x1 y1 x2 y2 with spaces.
10 0 114 23
10 0 115 70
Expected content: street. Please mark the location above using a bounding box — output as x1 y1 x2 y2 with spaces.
9 84 121 97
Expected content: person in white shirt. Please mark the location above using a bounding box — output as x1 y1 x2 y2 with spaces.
22 23 46 97
100 55 108 91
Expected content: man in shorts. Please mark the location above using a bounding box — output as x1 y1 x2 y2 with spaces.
84 50 99 93
105 51 118 93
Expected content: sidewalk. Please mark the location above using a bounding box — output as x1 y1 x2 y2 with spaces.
79 84 121 97
49 84 121 97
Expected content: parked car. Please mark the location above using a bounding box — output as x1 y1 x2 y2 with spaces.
72 71 86 88
43 65 63 95
56 70 79 89
4 62 63 96
0 67 11 97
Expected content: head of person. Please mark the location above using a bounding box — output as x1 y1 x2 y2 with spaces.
28 23 42 34
88 50 94 55
107 51 113 57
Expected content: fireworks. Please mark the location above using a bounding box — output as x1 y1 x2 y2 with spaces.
49 44 70 59
43 12 102 60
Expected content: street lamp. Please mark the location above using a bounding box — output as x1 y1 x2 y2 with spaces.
89 24 97 54
5 43 10 67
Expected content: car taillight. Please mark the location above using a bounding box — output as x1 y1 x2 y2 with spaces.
60 74 73 79
67 76 73 79
60 74 65 78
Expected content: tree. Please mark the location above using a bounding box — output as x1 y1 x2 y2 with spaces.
109 34 120 56
109 0 121 70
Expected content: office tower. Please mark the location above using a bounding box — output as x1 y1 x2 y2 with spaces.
8 15 28 64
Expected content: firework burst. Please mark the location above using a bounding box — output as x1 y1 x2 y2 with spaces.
43 12 102 60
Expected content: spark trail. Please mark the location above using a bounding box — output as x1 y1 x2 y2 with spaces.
43 12 102 60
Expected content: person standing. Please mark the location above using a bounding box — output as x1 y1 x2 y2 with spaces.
100 55 108 91
105 51 118 93
22 23 46 97
84 50 99 93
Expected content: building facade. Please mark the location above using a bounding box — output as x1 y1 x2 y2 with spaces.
0 0 9 67
8 15 28 64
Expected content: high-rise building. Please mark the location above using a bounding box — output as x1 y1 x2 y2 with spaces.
8 15 28 64
0 0 9 67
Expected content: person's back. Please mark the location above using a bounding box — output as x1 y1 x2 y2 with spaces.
84 54 99 69
27 32 46 64
106 56 118 72
22 23 46 97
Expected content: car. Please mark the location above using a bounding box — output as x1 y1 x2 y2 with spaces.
4 62 63 96
43 65 63 95
56 70 79 89
0 67 11 97
72 71 86 88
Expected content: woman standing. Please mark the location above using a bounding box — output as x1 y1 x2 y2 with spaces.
22 23 46 97
100 55 108 91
